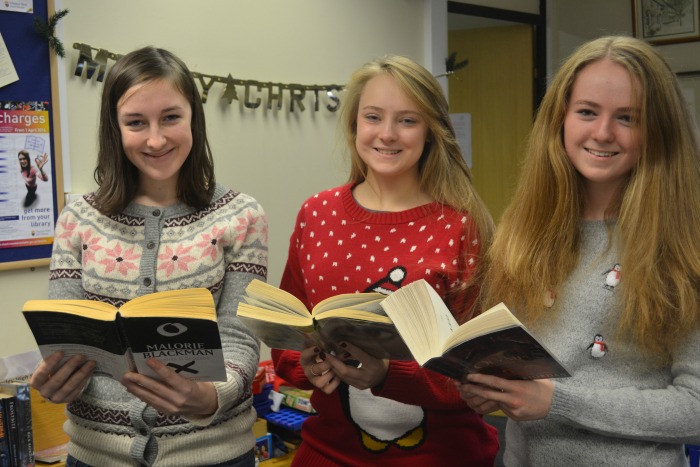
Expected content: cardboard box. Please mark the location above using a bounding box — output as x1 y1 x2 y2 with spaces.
278 386 315 414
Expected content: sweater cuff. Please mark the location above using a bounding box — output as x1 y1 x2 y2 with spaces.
187 378 239 427
547 381 577 421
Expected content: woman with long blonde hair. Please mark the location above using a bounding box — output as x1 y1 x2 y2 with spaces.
457 35 700 466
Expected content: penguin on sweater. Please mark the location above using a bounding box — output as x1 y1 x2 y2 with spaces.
587 334 608 359
340 266 427 452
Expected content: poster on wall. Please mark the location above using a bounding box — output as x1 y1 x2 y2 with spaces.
0 0 34 13
0 104 55 251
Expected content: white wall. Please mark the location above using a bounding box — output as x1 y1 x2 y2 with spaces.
5 0 700 361
0 0 429 358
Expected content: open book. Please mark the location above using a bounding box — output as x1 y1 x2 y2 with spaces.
236 280 412 359
380 280 571 380
22 288 226 382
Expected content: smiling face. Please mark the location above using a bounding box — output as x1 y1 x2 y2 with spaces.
18 153 29 168
117 78 193 200
355 73 429 184
564 58 641 203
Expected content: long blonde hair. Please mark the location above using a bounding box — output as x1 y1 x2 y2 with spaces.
340 55 494 253
484 36 700 361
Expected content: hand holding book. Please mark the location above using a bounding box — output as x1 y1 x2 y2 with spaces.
379 280 571 380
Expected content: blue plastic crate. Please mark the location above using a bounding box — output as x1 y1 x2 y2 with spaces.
688 444 699 467
264 407 310 431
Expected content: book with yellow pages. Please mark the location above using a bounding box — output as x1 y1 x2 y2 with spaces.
236 279 412 360
380 280 571 380
22 288 226 382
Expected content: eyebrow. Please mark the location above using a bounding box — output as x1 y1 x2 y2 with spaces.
360 105 420 115
572 99 635 113
119 105 185 117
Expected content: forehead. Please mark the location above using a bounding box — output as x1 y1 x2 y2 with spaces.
570 59 636 102
359 74 419 110
117 79 189 112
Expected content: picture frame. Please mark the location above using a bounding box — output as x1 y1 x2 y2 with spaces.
632 0 700 45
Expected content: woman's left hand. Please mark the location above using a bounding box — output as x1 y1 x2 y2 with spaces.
121 358 218 418
455 373 555 421
323 341 389 390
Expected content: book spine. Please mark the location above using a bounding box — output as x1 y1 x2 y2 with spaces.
1 396 19 467
0 401 10 467
12 385 33 467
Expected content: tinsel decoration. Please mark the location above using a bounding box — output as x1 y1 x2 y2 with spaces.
34 8 70 58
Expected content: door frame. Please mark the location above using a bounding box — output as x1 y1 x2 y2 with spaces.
447 0 547 109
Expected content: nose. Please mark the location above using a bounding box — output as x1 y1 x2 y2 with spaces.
379 120 398 142
146 125 167 150
593 117 614 143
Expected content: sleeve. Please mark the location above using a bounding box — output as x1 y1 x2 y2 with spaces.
548 327 700 445
191 196 268 425
48 202 86 300
271 205 315 389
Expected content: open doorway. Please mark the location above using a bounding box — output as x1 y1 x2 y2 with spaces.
447 1 546 222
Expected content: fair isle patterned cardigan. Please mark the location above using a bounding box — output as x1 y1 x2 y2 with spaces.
47 184 267 467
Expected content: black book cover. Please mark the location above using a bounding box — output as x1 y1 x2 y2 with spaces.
119 315 226 382
425 326 571 380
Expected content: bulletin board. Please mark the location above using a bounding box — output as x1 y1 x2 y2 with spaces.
0 0 64 271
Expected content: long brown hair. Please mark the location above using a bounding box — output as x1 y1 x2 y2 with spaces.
483 36 700 361
93 46 215 215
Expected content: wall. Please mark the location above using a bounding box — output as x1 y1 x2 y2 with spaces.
0 0 428 358
4 0 700 361
548 0 700 73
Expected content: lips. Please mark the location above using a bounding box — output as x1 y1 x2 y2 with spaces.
586 148 618 157
375 148 400 155
143 148 173 158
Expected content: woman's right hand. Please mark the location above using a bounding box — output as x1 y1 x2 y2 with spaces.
300 346 338 394
30 351 95 403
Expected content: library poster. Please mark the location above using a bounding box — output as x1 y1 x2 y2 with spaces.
0 105 55 250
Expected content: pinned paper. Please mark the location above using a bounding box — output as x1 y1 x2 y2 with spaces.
0 0 34 13
0 32 19 88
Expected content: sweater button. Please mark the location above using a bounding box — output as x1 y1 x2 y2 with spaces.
147 241 155 250
143 278 152 286
152 209 161 217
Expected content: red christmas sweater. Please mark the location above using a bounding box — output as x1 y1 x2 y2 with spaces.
272 184 498 467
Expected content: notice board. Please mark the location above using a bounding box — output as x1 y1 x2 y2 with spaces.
0 0 64 270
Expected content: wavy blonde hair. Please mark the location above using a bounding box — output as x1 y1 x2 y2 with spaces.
339 56 495 321
340 55 494 255
483 36 700 361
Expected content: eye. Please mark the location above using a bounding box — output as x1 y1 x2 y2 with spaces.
400 117 418 125
362 113 380 122
122 119 145 129
575 108 596 118
163 113 182 123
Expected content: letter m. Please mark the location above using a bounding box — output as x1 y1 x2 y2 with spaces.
74 44 110 82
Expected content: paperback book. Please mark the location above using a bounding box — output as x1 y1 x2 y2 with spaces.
380 280 571 380
237 280 412 359
22 288 226 382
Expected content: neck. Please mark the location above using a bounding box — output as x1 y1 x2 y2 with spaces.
581 181 621 220
353 174 432 212
134 181 179 207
